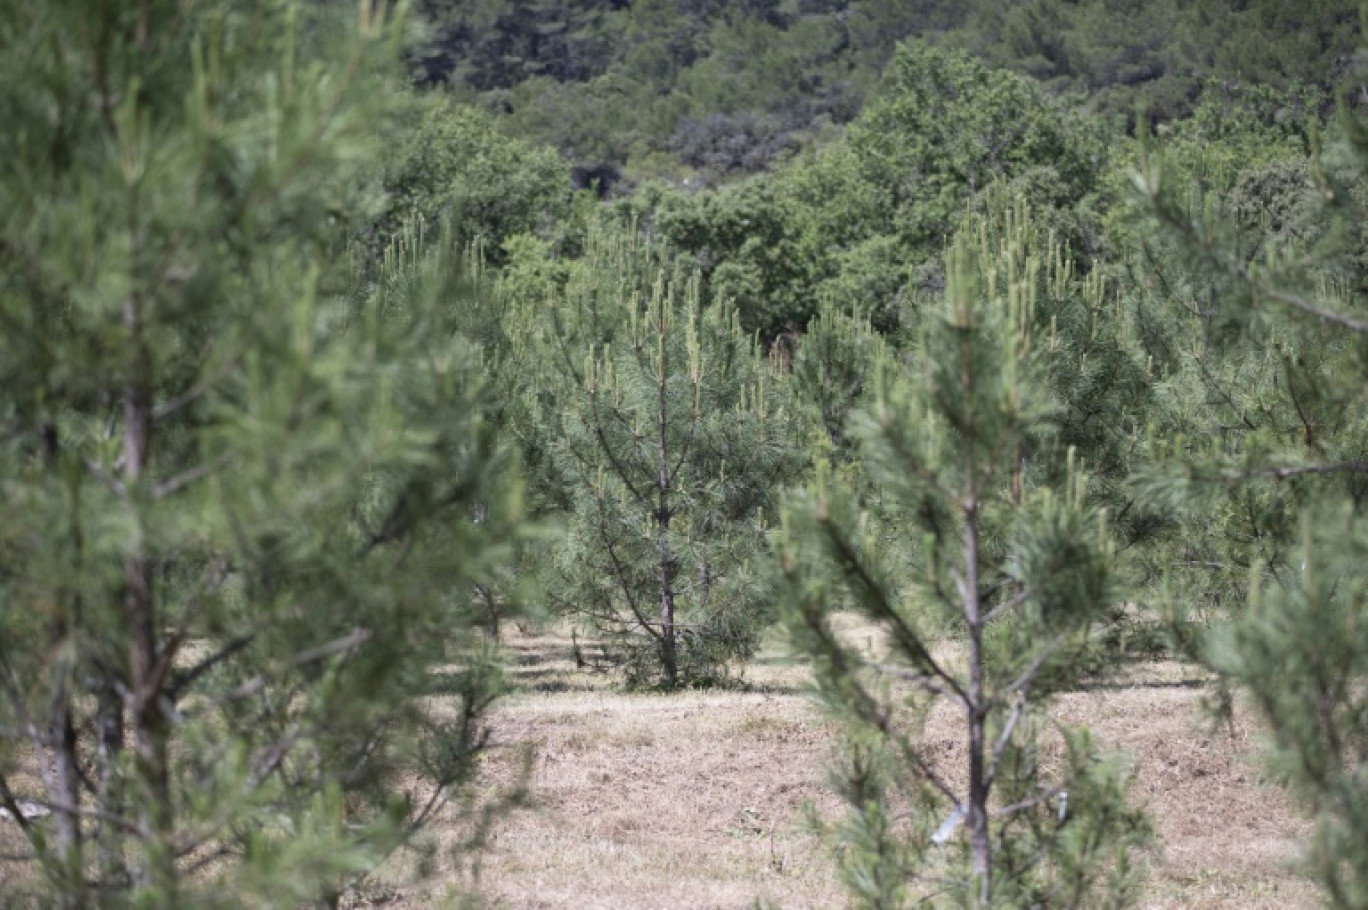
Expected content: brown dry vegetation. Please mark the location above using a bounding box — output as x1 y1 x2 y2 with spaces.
355 618 1320 910
0 618 1319 909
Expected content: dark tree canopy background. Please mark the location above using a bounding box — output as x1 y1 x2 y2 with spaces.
411 0 1358 184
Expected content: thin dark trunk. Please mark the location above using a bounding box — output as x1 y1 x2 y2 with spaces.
657 330 677 688
1012 440 1023 504
48 673 85 908
697 554 711 614
963 489 991 907
124 293 175 901
659 520 677 686
476 584 499 640
657 444 677 686
96 683 126 886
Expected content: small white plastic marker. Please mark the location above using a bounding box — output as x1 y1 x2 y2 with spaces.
931 804 965 846
0 800 51 823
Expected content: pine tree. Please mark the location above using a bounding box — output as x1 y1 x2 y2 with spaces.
790 302 890 459
1129 79 1368 905
520 226 805 688
779 212 1150 908
0 2 523 905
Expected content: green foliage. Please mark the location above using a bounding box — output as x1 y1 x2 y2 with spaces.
629 178 822 338
376 99 568 260
1209 518 1368 909
514 226 806 687
6 0 1368 904
955 0 1357 123
1160 80 1318 194
414 0 976 180
408 0 1358 182
624 38 1112 340
779 211 1150 908
0 2 524 905
413 0 629 89
790 303 889 458
1210 0 1360 95
1119 110 1355 609
849 42 1108 252
1126 43 1368 903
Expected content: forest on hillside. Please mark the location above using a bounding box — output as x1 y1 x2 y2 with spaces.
414 0 1358 184
3 1 1368 907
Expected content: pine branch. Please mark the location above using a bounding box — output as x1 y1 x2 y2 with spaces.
5 796 141 835
820 519 970 707
600 516 663 644
192 628 373 713
982 587 1035 625
666 412 702 488
991 784 1065 820
895 736 963 809
1257 284 1368 333
880 419 957 501
984 691 1030 792
871 663 952 698
168 634 255 701
153 458 224 499
592 418 653 510
364 475 480 554
1153 192 1368 332
154 355 242 419
1001 629 1074 705
84 458 128 497
0 234 68 315
0 774 36 837
1249 462 1368 480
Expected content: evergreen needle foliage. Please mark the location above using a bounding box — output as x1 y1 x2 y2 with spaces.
0 3 525 906
5 0 1368 905
779 211 1150 909
522 227 805 688
1128 65 1368 905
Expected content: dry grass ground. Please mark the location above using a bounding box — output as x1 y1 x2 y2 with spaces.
364 618 1319 910
0 618 1319 909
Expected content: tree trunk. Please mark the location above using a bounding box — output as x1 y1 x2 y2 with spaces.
657 414 677 686
657 325 677 688
123 294 176 902
47 674 85 908
963 491 992 907
96 683 126 886
476 583 499 640
697 554 711 613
